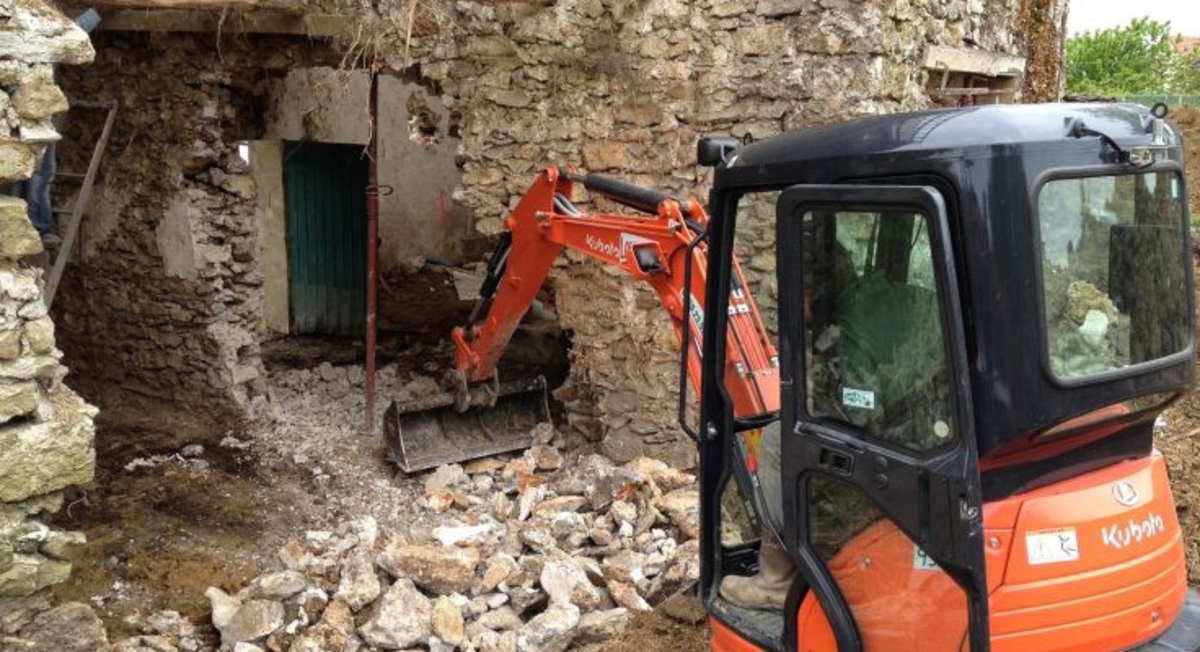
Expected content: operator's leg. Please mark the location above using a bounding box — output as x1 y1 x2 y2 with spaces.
718 421 797 610
25 145 55 238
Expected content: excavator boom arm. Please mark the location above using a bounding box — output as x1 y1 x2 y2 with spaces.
454 167 780 420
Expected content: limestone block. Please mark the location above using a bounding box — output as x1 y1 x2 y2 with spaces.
582 142 628 171
0 0 95 65
0 354 58 380
0 409 95 502
39 529 86 561
17 119 61 144
358 578 433 649
0 380 37 423
735 24 790 56
376 543 480 595
0 330 19 360
19 602 110 650
0 539 11 574
23 316 55 355
431 595 465 646
0 491 63 528
16 299 47 320
756 0 805 17
11 81 69 120
0 61 26 85
0 197 41 259
0 265 41 301
0 145 38 188
0 552 70 596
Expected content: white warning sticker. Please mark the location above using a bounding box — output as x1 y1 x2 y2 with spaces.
842 387 875 410
913 545 940 571
1026 527 1080 565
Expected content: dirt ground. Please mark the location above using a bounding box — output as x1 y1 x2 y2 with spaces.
50 413 316 645
1159 105 1200 583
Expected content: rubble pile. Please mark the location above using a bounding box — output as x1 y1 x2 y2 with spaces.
202 430 701 652
267 362 438 432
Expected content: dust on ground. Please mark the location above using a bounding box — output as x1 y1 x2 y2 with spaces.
48 396 417 646
596 595 710 652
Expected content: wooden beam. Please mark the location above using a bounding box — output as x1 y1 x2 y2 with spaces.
924 45 1026 78
70 8 352 35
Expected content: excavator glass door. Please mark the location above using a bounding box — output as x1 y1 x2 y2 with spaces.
774 186 989 651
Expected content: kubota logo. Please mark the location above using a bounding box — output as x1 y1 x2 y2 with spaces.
1101 512 1166 550
585 234 621 260
1112 481 1140 507
585 233 653 264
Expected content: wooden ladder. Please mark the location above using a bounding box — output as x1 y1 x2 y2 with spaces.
44 101 117 310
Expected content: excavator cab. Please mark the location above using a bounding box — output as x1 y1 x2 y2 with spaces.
697 104 1198 652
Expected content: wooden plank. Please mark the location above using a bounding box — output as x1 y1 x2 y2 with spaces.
66 8 351 36
45 106 117 310
924 45 1025 78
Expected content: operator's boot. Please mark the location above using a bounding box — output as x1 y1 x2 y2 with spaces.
718 534 796 610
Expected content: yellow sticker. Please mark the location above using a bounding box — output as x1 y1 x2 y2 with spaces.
1025 527 1079 565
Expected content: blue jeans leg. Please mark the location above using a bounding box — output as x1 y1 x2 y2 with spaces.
25 144 55 236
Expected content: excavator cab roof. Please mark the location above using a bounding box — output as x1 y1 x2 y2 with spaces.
708 102 1194 500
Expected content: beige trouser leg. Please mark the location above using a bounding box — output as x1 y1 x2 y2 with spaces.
718 422 796 610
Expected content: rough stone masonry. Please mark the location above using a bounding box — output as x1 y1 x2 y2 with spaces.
0 0 98 598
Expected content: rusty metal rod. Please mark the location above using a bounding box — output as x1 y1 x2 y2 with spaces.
364 70 379 434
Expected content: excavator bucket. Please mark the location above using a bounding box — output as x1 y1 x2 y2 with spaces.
383 376 551 473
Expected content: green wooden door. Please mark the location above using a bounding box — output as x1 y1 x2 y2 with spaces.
284 141 368 336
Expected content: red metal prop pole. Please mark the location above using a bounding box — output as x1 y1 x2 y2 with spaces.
365 70 380 434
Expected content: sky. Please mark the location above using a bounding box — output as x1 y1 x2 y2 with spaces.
1067 0 1200 36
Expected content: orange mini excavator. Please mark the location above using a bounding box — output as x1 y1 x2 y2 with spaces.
383 165 781 477
386 102 1200 652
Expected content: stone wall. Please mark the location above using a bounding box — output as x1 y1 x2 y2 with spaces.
393 0 1047 466
56 0 1060 462
54 35 347 428
0 0 97 598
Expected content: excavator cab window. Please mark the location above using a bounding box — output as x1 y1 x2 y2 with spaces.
1038 170 1188 379
803 208 955 452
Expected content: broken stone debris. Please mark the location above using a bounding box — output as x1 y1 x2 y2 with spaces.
191 427 700 650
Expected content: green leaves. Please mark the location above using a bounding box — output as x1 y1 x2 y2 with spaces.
1065 17 1200 96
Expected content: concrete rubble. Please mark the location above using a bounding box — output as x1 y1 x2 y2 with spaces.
184 425 698 652
0 419 701 650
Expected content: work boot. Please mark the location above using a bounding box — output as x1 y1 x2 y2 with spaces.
718 534 796 610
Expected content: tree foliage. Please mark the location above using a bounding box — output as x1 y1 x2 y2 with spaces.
1065 17 1200 96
